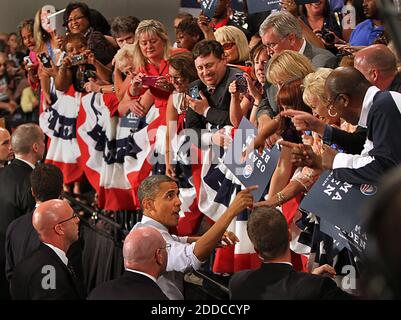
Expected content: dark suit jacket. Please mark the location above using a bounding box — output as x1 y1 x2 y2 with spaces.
186 67 241 146
229 263 353 300
303 41 338 69
0 159 35 299
10 243 86 300
5 210 41 281
88 271 168 300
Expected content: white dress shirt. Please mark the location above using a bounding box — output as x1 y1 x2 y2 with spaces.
43 242 68 266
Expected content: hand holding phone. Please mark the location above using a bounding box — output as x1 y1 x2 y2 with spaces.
142 76 158 87
235 72 248 93
38 53 52 68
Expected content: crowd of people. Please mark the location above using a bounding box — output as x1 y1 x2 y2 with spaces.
0 0 401 300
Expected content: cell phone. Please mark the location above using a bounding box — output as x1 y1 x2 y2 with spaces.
38 53 52 68
71 54 86 66
142 76 158 86
23 56 33 66
189 85 200 100
235 72 248 93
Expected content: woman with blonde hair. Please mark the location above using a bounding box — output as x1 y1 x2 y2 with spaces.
214 26 250 66
266 50 315 86
34 5 64 109
119 19 182 117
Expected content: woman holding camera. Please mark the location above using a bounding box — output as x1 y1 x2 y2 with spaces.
119 19 184 117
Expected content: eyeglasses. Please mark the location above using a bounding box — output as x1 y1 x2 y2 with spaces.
222 42 235 50
264 34 289 50
168 74 185 83
159 243 171 252
67 15 86 24
56 212 79 225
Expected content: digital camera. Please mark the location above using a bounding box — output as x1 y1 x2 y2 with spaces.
71 54 86 66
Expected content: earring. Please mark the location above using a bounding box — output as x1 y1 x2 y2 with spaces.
328 108 338 117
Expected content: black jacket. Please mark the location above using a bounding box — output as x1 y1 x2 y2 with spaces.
10 243 86 300
88 270 168 300
229 263 353 300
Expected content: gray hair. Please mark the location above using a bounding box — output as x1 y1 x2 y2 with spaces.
259 10 302 40
11 124 43 155
111 16 140 38
138 175 176 210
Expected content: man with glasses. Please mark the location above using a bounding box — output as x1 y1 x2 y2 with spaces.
88 227 169 300
10 199 85 300
0 127 13 168
256 11 338 129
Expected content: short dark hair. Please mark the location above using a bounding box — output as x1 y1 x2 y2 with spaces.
64 2 91 28
30 163 64 202
63 32 87 51
168 52 198 83
138 175 176 210
176 17 204 40
192 40 225 60
111 16 140 38
247 207 289 260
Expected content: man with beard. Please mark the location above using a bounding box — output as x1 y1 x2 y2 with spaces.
349 0 384 46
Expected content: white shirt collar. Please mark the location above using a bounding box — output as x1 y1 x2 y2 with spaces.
141 215 169 232
358 86 381 127
15 157 36 169
263 261 293 266
125 268 158 283
43 243 69 266
298 39 307 55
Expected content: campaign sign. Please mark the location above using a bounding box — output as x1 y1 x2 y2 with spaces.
200 0 219 18
120 113 145 132
223 118 280 201
300 171 377 235
247 0 281 14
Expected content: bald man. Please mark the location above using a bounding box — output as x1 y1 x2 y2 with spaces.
354 44 401 92
10 200 85 300
88 227 168 300
0 127 13 168
284 67 401 185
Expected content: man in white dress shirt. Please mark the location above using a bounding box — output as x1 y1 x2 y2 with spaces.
132 175 256 299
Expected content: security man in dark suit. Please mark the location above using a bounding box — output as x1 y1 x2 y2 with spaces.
88 226 169 300
5 163 64 281
0 123 45 299
229 206 354 300
10 199 85 300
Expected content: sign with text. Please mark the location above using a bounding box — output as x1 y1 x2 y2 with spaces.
247 0 280 14
300 171 377 235
200 0 219 18
223 118 280 201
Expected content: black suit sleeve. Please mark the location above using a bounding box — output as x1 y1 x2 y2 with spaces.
205 107 230 126
185 108 206 147
327 126 367 154
319 278 356 300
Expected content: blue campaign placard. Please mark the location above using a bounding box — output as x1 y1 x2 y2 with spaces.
223 118 280 201
247 0 281 14
120 113 146 132
299 170 378 235
200 0 220 18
